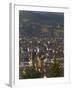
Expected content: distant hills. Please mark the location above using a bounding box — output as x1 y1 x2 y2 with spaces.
19 11 64 38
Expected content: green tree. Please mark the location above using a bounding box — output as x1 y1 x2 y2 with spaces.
46 55 64 77
19 67 25 79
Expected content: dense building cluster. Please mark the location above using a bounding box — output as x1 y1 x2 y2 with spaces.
19 35 64 74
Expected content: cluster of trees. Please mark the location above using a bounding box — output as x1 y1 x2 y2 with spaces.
19 55 64 79
19 66 43 79
46 55 64 77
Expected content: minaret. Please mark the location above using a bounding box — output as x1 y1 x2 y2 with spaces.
36 47 39 53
